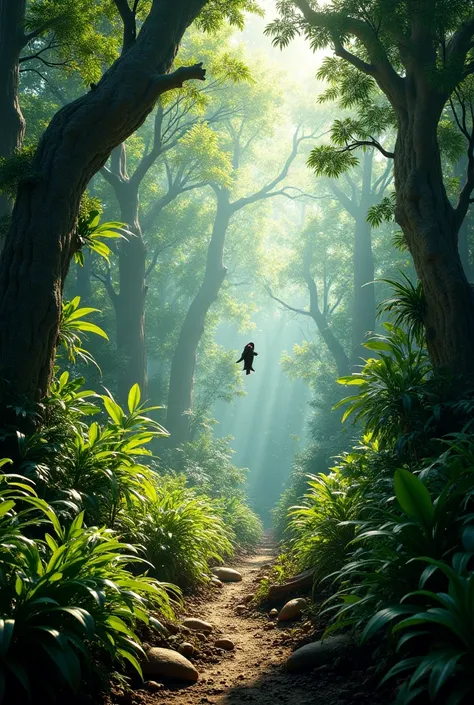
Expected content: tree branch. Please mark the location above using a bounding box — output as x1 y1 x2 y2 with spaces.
92 265 118 303
155 63 206 93
113 0 137 52
231 127 317 211
266 286 312 317
293 0 405 108
329 182 358 217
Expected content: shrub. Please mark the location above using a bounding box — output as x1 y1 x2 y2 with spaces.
219 497 263 551
139 476 233 588
156 431 246 499
0 476 176 703
289 470 362 582
363 553 474 705
18 383 167 535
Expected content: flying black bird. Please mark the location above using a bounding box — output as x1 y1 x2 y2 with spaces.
236 342 258 376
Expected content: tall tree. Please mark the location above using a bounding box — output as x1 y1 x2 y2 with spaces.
0 0 255 418
268 0 474 379
98 34 248 402
329 152 392 365
0 0 121 221
166 121 315 445
267 216 351 378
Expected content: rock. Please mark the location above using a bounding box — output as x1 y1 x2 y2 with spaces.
236 604 246 613
212 567 243 583
196 632 208 641
182 618 213 633
242 594 254 603
277 598 307 622
285 636 351 673
214 638 235 651
165 622 180 635
210 576 224 588
143 648 199 682
178 642 195 658
145 681 163 692
269 609 278 619
267 570 314 603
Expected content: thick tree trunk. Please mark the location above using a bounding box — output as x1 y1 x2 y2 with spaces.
395 106 474 378
0 0 206 412
0 0 26 222
166 192 230 445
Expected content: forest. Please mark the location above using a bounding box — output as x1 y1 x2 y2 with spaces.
1 0 474 704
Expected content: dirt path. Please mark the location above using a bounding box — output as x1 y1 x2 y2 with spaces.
147 536 385 705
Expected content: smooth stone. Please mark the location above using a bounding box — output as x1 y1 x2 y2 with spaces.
143 647 199 682
277 598 307 622
214 638 235 651
269 609 278 619
212 567 243 583
210 576 224 588
145 681 163 692
182 617 213 633
285 636 351 673
178 642 195 658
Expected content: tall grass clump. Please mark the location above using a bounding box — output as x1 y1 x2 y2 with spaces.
139 476 233 588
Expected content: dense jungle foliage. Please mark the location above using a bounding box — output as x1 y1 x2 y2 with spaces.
2 0 474 704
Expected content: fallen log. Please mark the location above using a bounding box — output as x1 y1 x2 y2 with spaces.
267 569 314 602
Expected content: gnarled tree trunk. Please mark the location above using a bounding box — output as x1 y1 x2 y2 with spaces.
166 191 230 445
395 105 474 377
0 0 207 414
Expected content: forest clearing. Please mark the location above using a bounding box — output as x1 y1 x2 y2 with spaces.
2 1 474 704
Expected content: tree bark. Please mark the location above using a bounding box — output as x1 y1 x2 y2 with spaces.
114 184 148 403
165 191 230 445
0 0 207 412
104 145 148 403
0 0 27 222
351 155 376 366
458 214 473 282
395 103 474 378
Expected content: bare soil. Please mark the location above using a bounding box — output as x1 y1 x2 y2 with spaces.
113 536 393 705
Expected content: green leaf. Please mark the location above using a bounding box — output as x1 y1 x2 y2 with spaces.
336 376 365 386
102 395 124 425
128 384 141 414
394 469 434 529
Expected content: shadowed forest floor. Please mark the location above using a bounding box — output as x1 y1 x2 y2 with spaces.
123 535 392 705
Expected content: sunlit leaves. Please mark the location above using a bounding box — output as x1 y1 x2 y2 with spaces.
317 57 376 108
377 273 426 344
75 196 131 265
0 479 176 700
366 193 396 227
26 0 120 84
175 122 233 187
196 0 263 33
59 296 108 369
307 144 359 177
